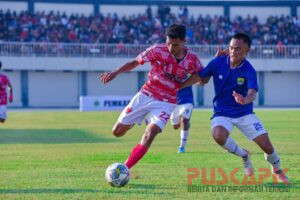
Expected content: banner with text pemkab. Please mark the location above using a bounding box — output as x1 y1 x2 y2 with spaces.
80 96 132 111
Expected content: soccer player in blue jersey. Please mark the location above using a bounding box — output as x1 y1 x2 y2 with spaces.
182 33 290 184
170 86 194 153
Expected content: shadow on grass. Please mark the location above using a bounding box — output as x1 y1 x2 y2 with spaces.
0 186 173 196
0 129 115 144
0 188 100 194
128 184 177 190
263 181 300 189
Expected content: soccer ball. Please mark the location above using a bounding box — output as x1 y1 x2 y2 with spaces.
105 163 130 187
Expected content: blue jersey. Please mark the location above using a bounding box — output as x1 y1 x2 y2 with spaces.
199 56 258 118
177 86 194 105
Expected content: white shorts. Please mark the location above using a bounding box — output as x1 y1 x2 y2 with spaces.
117 92 176 131
0 105 7 120
211 114 267 140
170 103 193 125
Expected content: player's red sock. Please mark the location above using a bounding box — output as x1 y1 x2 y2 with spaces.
125 144 148 169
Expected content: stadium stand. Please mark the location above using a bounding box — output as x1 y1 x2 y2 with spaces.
0 9 299 45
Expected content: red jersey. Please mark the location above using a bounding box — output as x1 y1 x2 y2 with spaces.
0 74 10 105
136 44 203 104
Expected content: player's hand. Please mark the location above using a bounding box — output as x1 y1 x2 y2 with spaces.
232 91 246 105
215 46 229 57
9 95 13 103
196 81 205 86
99 71 118 84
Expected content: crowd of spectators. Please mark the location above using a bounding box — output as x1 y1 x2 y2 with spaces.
0 6 299 45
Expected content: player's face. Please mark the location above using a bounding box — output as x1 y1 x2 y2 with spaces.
166 36 185 58
229 38 249 65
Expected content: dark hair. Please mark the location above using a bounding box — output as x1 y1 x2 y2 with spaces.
232 33 251 48
166 24 186 40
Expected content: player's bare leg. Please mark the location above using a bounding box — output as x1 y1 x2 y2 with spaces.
212 126 253 176
125 123 161 169
178 117 190 153
253 133 290 184
112 122 134 137
140 123 162 148
253 133 274 154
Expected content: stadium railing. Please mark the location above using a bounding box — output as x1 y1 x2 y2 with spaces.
0 42 299 58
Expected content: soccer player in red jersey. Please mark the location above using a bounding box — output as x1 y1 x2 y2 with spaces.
100 24 204 169
0 61 13 123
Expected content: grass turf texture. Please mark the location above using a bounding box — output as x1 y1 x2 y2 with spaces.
0 110 299 199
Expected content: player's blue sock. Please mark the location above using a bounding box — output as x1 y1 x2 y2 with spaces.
264 150 281 171
222 137 247 157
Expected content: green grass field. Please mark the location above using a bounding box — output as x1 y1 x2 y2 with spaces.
0 110 299 199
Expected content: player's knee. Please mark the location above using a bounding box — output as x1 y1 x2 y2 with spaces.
112 128 120 137
212 132 227 145
173 124 180 130
112 126 125 137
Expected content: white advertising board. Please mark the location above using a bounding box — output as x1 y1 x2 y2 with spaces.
80 96 132 111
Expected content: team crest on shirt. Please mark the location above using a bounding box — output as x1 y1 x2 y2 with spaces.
237 77 245 85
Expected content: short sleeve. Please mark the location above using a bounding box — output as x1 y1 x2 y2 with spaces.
199 57 216 77
188 55 203 74
246 66 259 92
135 45 156 65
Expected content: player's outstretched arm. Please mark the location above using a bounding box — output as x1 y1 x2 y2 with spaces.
180 73 201 89
99 60 139 84
232 89 257 105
